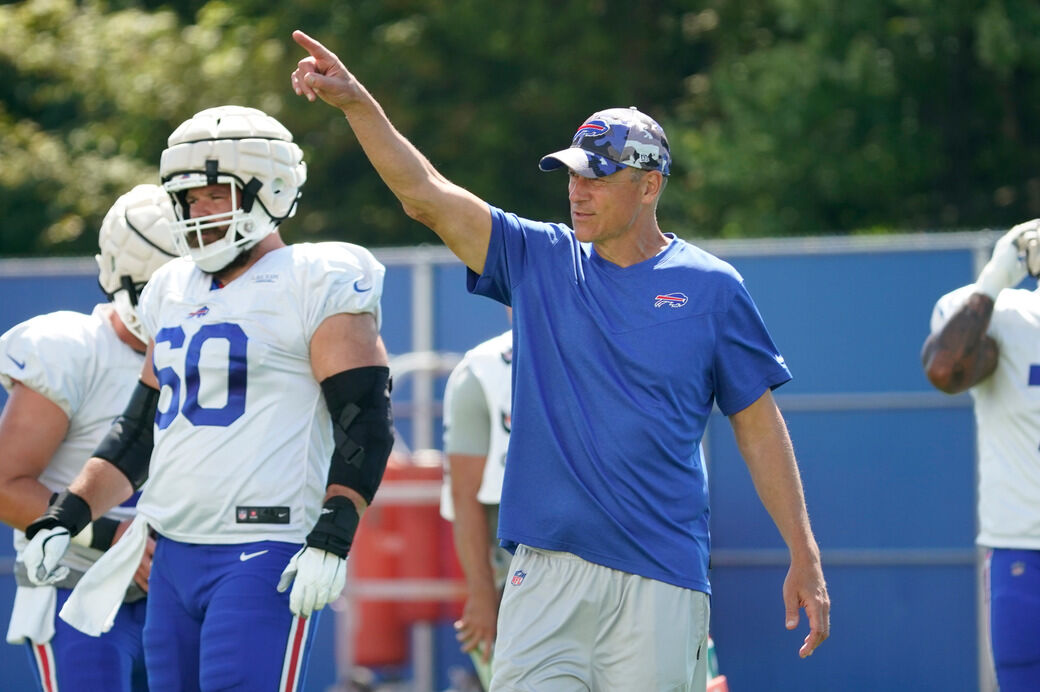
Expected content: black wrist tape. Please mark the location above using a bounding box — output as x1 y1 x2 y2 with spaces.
89 517 121 551
305 495 360 559
25 490 91 540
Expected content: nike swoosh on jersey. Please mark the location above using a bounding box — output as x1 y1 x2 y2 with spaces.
7 354 26 369
353 279 372 293
239 549 269 562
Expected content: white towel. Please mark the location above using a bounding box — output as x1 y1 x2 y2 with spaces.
59 515 149 636
6 583 56 644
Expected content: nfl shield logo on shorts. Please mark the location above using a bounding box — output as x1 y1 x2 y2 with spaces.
510 569 527 586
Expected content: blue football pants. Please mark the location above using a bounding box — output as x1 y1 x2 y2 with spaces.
143 537 321 692
990 548 1040 692
23 587 147 692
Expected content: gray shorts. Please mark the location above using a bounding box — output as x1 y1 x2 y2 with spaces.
491 545 710 692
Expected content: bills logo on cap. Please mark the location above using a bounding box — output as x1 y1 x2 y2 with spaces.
573 119 609 143
511 569 527 586
654 292 688 309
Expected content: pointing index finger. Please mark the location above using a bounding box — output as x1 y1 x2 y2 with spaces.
293 30 333 62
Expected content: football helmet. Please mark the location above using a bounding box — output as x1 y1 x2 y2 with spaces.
159 105 306 273
96 184 178 343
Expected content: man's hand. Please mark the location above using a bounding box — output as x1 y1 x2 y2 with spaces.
22 489 95 585
113 519 153 593
22 525 71 585
454 583 499 662
975 222 1034 299
276 546 347 617
291 30 363 109
783 556 830 658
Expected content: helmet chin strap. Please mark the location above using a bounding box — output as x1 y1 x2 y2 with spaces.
110 289 148 343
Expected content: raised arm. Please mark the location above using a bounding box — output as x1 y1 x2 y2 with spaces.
290 30 492 273
729 389 830 658
921 293 999 394
920 222 1039 393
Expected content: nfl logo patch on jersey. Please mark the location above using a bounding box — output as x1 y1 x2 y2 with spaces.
510 569 527 586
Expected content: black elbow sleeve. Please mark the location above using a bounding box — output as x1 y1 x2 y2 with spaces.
92 381 158 491
321 366 394 504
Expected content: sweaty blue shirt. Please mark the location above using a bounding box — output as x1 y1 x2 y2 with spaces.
468 206 791 592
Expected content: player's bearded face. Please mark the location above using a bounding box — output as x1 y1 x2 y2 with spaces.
184 183 238 248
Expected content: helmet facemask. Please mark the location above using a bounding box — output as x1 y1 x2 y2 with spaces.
164 170 279 274
159 105 307 274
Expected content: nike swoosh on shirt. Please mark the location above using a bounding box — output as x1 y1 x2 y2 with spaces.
353 279 372 293
239 549 269 562
7 355 25 369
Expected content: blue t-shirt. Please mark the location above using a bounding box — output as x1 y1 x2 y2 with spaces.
468 206 792 592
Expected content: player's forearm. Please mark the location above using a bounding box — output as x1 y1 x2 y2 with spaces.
0 477 58 530
340 95 448 221
921 293 998 393
68 457 135 519
338 92 490 273
732 393 821 562
451 500 497 593
747 442 820 561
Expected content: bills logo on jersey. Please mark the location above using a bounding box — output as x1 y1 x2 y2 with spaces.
572 120 609 144
654 292 688 309
187 306 210 319
511 569 527 586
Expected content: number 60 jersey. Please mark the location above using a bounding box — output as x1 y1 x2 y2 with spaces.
135 242 385 545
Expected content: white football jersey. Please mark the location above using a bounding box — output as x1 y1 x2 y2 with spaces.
135 242 384 544
931 285 1040 549
0 305 141 572
440 330 512 520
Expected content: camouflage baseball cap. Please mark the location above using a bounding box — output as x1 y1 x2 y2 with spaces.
539 107 671 178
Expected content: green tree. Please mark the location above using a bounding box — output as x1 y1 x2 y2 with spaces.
670 0 1040 237
5 0 1040 256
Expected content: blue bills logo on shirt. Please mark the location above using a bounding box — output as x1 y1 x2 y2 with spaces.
510 569 527 586
187 306 210 318
654 292 688 309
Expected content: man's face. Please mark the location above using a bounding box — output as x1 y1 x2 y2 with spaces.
567 167 650 244
183 183 237 247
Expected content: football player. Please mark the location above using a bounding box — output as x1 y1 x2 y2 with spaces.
1 184 177 691
923 219 1040 692
20 106 395 691
440 323 513 689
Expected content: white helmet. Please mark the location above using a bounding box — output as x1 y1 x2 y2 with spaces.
159 105 306 272
96 184 179 343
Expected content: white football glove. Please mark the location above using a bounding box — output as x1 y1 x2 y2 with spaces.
975 221 1035 299
22 526 72 586
1013 220 1040 278
276 546 347 617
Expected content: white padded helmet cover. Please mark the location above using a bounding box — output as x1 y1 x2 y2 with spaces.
160 105 306 220
96 184 178 294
